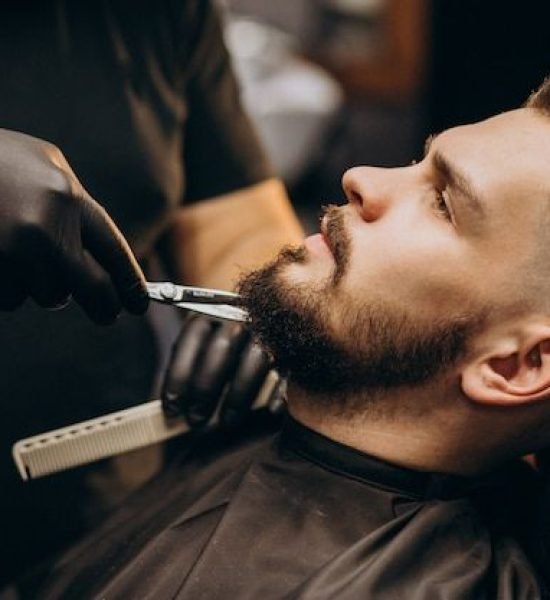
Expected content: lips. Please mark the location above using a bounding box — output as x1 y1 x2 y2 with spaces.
304 232 332 257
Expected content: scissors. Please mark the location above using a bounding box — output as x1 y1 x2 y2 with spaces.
146 281 248 322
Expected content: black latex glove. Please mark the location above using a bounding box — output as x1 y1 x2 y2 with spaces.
161 313 285 427
0 128 148 323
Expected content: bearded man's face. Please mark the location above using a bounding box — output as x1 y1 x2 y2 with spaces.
238 207 482 409
238 110 550 411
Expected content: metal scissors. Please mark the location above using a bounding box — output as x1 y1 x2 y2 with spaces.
146 281 248 322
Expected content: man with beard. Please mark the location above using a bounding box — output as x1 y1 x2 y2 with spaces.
10 80 550 599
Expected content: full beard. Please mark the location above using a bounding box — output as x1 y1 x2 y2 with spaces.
237 208 485 416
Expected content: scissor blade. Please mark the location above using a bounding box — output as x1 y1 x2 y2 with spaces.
176 302 249 322
146 282 248 321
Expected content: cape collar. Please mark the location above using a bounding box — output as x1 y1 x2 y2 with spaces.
279 415 527 501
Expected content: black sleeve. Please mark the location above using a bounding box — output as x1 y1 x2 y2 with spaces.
178 0 273 203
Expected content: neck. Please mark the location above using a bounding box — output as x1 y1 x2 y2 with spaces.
287 384 517 476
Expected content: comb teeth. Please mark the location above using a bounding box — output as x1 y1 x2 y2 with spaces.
12 400 188 480
12 370 282 480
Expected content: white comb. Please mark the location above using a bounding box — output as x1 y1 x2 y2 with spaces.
12 371 281 480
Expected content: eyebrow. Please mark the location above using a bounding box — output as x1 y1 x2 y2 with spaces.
425 135 485 219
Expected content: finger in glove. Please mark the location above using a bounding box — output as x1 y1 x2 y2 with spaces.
161 314 216 419
69 251 122 324
80 194 149 315
220 340 271 427
12 228 72 309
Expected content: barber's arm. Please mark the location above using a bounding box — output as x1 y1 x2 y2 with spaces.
0 129 149 323
159 177 304 426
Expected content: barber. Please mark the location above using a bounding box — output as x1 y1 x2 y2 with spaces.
0 0 303 585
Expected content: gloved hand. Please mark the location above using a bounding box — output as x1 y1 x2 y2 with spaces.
161 313 286 427
0 128 148 323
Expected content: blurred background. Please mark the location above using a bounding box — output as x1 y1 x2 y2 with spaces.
218 0 550 231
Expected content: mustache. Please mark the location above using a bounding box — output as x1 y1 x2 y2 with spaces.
321 204 351 284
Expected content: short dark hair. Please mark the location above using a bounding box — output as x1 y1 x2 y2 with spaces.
525 77 550 115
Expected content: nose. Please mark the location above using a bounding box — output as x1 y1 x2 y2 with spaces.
342 166 391 222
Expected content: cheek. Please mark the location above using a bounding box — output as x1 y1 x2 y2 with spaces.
341 225 478 315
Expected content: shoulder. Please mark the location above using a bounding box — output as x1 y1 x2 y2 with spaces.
107 0 221 65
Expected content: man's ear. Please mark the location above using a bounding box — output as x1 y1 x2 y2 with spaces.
461 325 550 406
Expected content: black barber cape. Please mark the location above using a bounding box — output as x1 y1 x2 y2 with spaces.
17 414 547 599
